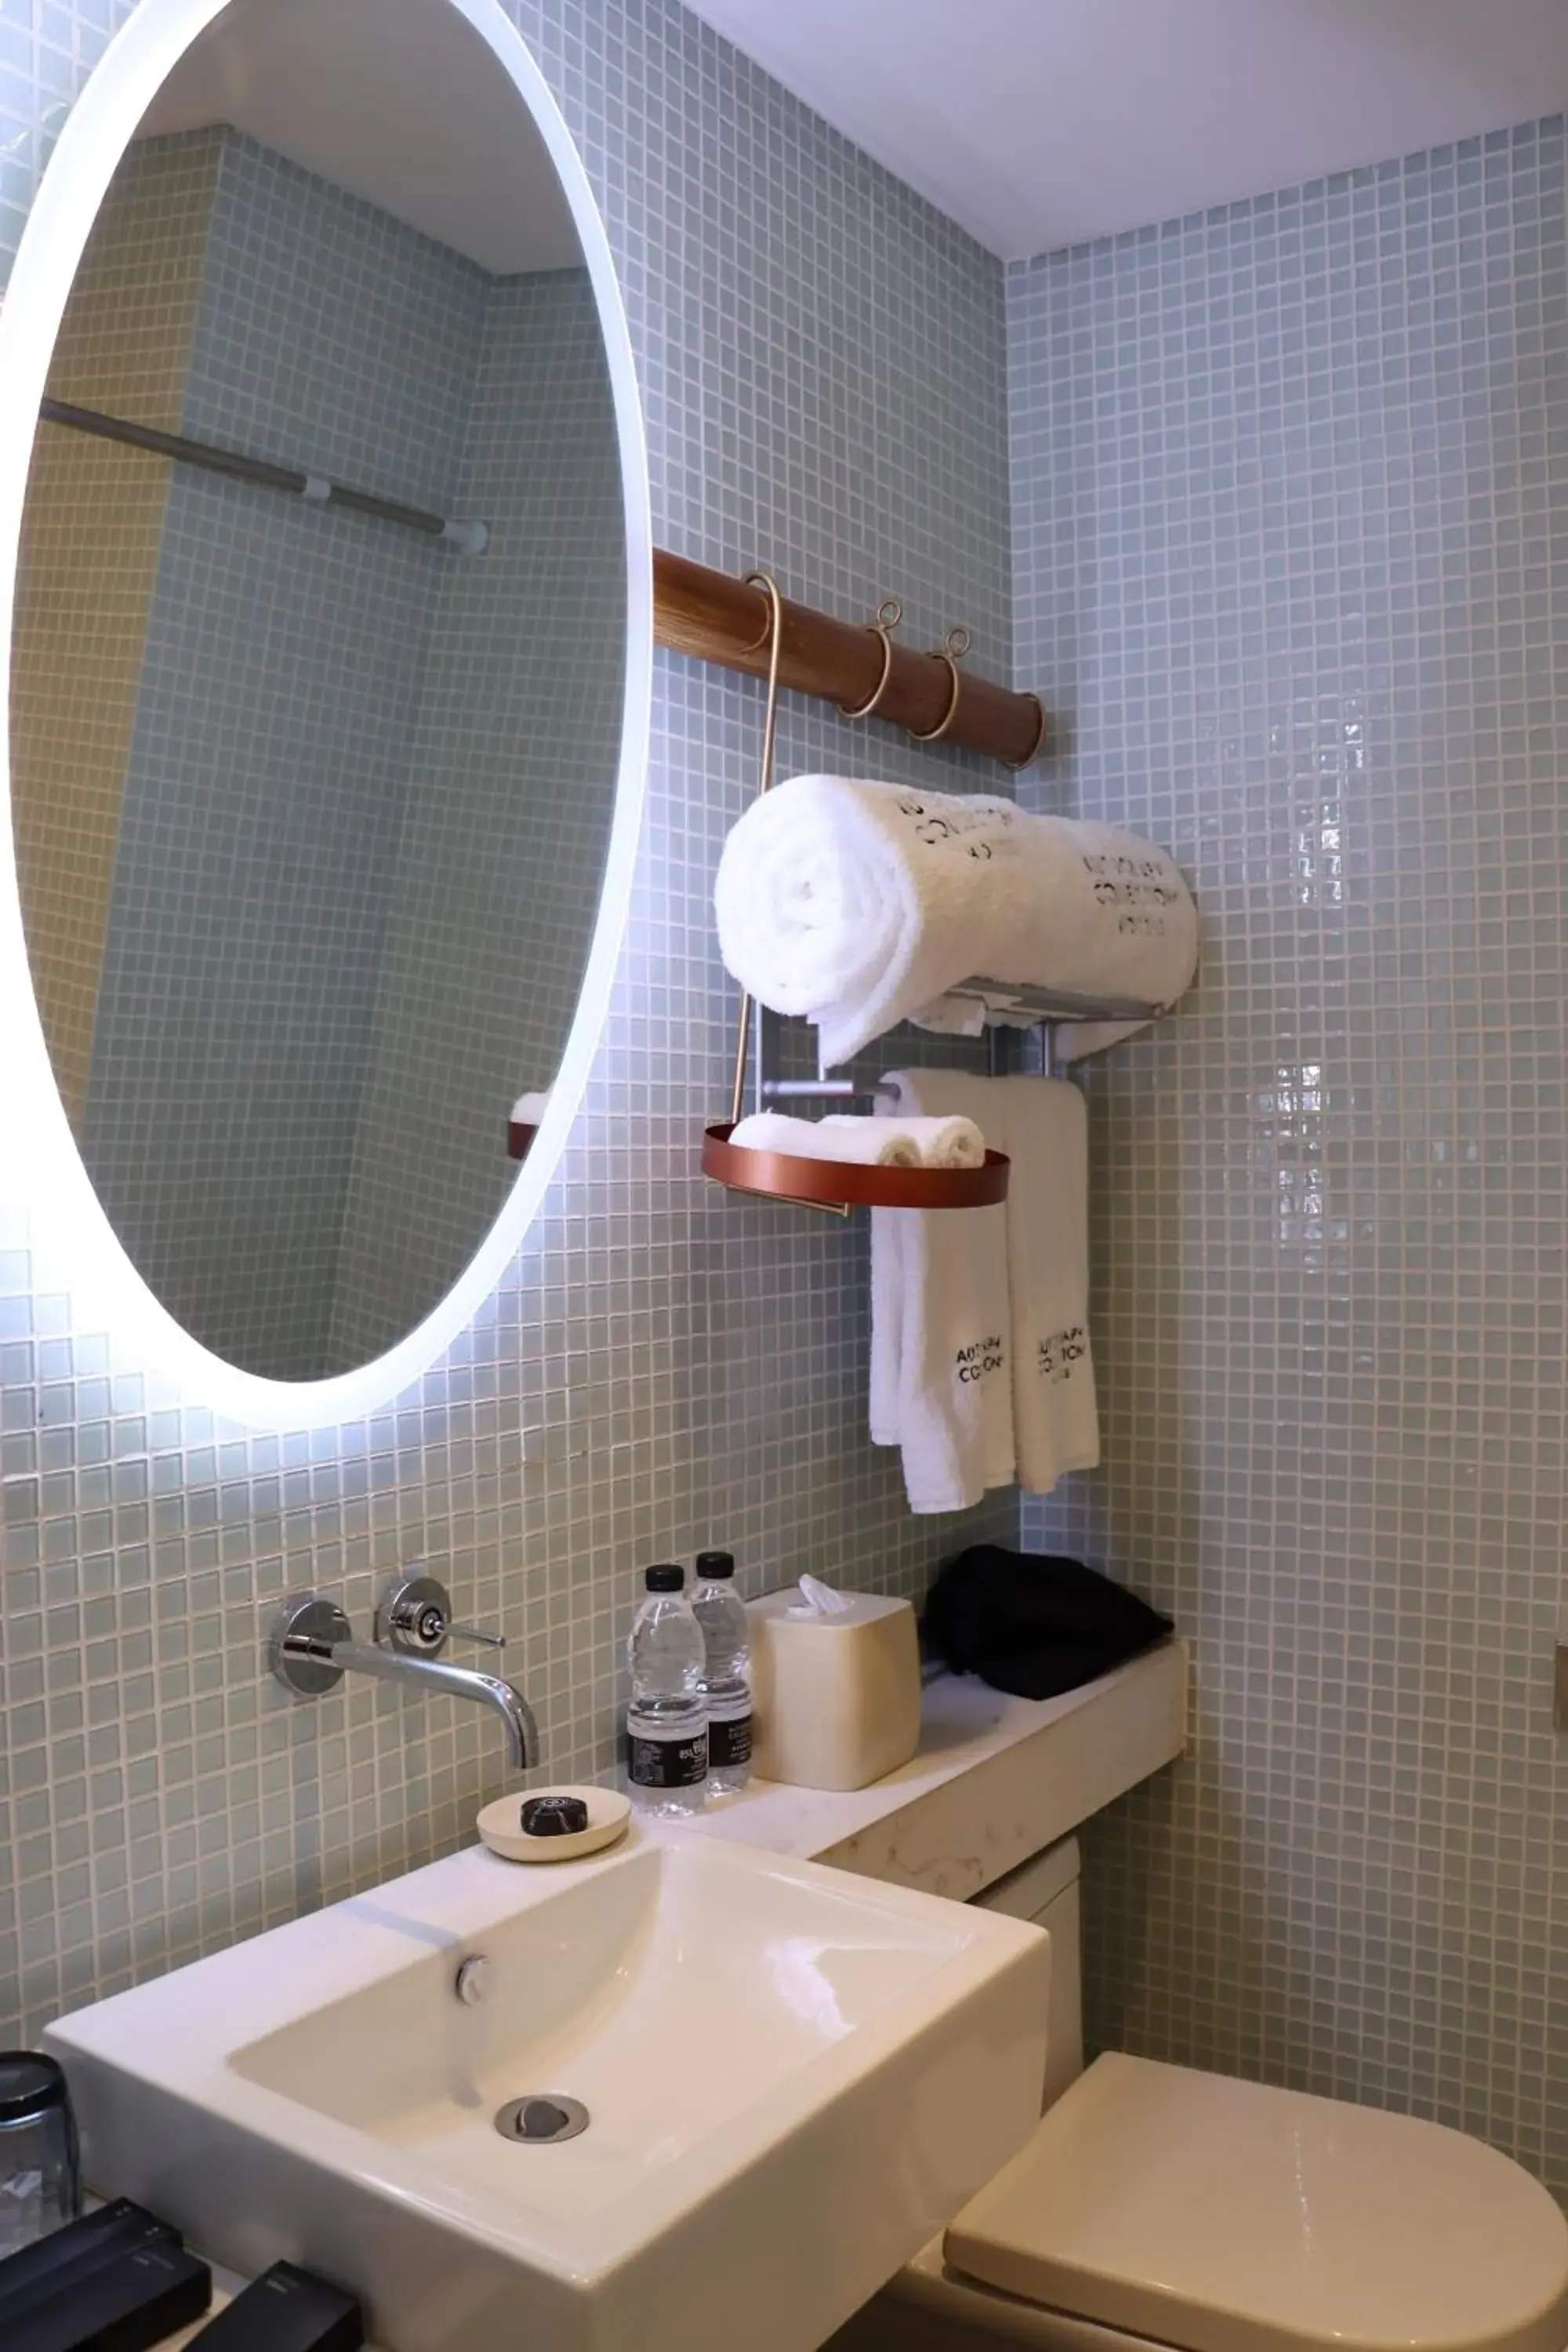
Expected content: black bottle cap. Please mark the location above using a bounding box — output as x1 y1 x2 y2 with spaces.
695 1550 735 1578
644 1565 684 1592
0 2052 70 2123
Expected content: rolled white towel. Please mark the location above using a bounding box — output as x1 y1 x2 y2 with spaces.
826 1111 985 1168
714 775 1197 1066
728 1111 922 1167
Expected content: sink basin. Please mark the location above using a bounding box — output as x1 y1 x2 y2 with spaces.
47 1824 1049 2352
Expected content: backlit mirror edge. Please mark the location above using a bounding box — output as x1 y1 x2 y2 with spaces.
0 0 653 1431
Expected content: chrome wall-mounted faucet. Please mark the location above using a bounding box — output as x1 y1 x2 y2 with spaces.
270 1574 540 1770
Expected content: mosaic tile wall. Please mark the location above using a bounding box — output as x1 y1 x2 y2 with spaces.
82 128 484 1380
1012 120 1568 2191
0 0 1014 2044
331 267 626 1373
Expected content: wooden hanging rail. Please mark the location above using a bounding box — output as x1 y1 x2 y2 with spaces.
652 549 1045 768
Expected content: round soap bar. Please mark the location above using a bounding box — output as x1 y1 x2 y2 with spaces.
521 1794 590 1837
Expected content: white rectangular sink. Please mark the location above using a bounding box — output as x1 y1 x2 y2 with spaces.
48 1824 1049 2352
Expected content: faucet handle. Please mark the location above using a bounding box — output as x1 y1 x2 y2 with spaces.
377 1571 510 1660
377 1571 456 1655
378 1572 509 1659
449 1619 507 1654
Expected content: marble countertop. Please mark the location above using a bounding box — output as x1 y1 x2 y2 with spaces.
688 1639 1189 1900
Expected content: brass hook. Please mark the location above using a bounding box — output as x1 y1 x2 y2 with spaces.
742 571 786 798
730 571 787 1132
838 597 904 720
909 623 971 743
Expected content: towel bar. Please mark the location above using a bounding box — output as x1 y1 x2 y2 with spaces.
655 550 1046 767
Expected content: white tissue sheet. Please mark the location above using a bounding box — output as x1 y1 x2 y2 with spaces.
790 1574 852 1617
714 775 1198 1066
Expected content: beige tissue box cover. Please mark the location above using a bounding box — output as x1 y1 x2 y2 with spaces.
748 1588 922 1791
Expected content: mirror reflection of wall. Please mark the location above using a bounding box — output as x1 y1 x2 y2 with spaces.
9 0 627 1383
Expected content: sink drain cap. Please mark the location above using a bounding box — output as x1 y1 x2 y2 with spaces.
495 2094 590 2144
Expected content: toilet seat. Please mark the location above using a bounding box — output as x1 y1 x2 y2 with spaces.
945 2055 1568 2352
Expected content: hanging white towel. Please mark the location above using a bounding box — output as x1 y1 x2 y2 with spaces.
713 775 1198 1066
996 1074 1099 1494
871 1070 1013 1514
869 1204 903 1448
728 1111 922 1167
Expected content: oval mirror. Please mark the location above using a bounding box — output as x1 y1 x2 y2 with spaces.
1 0 649 1409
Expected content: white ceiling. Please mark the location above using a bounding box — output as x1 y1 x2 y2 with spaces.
681 0 1568 260
142 0 583 276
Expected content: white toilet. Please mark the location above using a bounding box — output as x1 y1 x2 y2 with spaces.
833 1838 1568 2352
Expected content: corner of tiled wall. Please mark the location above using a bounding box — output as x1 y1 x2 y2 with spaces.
1008 115 1568 2192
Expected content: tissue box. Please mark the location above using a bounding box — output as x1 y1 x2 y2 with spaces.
747 1588 922 1791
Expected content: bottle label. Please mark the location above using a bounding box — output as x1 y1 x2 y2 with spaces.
626 1725 709 1789
708 1708 753 1770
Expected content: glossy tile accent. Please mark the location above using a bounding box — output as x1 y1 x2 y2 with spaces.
1011 118 1568 2190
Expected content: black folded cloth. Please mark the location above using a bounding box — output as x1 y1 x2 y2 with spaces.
922 1544 1174 1700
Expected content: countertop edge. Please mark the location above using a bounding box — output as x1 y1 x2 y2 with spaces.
688 1640 1189 1899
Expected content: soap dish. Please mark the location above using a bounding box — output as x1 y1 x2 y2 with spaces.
477 1785 631 1864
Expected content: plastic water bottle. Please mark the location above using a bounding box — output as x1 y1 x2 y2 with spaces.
626 1566 708 1815
691 1549 753 1797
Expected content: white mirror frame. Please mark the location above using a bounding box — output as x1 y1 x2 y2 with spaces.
0 0 652 1428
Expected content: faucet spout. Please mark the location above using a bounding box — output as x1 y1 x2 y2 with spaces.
328 1642 540 1770
271 1592 540 1773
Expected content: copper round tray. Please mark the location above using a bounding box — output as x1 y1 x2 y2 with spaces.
702 1123 1010 1209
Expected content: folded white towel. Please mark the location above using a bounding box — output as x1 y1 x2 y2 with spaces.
714 775 1197 1067
1051 1018 1148 1063
871 1070 1013 1513
996 1075 1099 1494
728 1111 921 1167
908 994 986 1039
511 1089 551 1125
823 1111 985 1168
910 989 1059 1037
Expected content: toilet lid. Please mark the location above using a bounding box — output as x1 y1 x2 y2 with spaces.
945 2055 1568 2352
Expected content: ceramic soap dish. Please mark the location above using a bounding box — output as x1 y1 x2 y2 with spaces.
477 1784 631 1864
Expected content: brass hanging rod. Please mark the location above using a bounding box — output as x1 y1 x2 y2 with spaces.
652 550 1046 769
